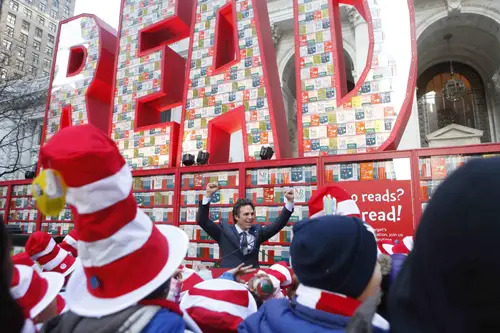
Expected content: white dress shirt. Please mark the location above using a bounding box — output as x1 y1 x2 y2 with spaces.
235 223 255 252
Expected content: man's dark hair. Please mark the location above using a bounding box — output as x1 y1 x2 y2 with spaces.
232 199 255 220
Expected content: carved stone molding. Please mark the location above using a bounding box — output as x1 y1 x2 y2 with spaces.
347 7 362 28
445 0 462 16
271 23 282 47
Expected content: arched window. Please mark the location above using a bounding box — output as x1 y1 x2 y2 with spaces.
417 62 491 146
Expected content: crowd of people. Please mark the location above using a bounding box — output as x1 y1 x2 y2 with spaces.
3 124 500 333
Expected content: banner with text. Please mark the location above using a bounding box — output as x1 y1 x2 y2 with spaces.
339 180 414 243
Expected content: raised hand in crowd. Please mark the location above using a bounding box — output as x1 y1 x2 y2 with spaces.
205 182 220 198
226 263 256 283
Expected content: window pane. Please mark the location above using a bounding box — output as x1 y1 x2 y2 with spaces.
7 13 17 25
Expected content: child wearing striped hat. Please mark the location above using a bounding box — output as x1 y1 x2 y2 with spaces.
180 279 257 333
239 215 389 333
10 265 66 329
12 252 42 273
25 231 77 284
34 125 200 333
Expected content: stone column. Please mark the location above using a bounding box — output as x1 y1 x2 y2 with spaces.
281 84 298 157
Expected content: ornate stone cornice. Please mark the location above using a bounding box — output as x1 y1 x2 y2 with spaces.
271 23 282 46
445 0 462 16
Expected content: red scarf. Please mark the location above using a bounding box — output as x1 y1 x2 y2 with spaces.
139 299 183 316
295 284 361 317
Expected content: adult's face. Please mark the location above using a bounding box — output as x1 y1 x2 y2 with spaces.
235 205 255 231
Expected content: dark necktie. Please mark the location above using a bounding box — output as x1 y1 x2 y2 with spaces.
240 232 249 255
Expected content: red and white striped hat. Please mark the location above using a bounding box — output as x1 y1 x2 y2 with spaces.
262 261 294 290
180 279 257 333
380 236 414 255
308 185 360 218
38 124 188 317
12 252 42 273
10 265 64 319
178 265 204 294
25 232 76 277
59 229 78 257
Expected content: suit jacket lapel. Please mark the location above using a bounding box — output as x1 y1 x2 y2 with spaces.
220 221 241 249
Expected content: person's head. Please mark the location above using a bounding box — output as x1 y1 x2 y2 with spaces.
10 265 64 324
180 279 257 332
388 157 500 332
35 124 189 318
247 275 275 306
291 215 379 300
25 231 77 281
233 199 255 231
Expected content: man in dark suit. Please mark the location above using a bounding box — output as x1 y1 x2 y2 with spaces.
196 182 294 268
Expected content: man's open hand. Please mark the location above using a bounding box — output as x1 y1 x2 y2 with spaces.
205 182 220 197
227 263 256 283
285 189 294 203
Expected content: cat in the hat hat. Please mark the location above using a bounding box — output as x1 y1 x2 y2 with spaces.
180 278 258 333
59 229 78 258
25 231 77 285
10 264 66 330
33 125 200 333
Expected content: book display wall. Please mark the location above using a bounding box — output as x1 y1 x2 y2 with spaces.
8 184 37 234
324 159 400 182
41 204 74 236
0 186 7 222
246 165 317 265
132 174 176 225
180 170 239 268
418 153 499 212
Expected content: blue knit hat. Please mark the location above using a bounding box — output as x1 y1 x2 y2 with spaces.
291 215 377 298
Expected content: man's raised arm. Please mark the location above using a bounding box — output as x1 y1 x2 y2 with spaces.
196 182 222 242
259 189 295 242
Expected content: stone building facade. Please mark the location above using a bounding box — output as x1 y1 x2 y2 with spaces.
0 0 76 78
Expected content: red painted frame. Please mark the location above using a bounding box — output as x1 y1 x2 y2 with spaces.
207 105 249 164
66 45 87 77
108 0 195 168
293 0 418 156
176 0 292 167
5 144 500 252
211 1 241 75
40 14 118 152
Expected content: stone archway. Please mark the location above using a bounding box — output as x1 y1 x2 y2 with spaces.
417 62 490 146
417 11 500 144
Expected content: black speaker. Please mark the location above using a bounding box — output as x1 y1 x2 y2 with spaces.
182 153 195 166
259 146 274 160
25 171 36 179
196 151 209 165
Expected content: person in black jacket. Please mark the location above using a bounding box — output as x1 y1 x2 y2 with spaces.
388 157 500 333
0 218 26 333
197 183 294 268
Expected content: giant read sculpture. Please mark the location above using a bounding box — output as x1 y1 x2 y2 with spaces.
42 0 417 170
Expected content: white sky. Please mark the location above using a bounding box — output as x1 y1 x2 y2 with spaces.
74 0 122 30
